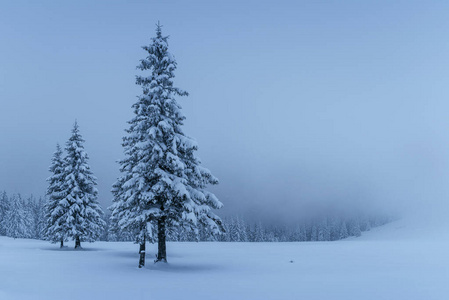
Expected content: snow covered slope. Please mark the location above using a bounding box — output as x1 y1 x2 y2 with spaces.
0 220 448 300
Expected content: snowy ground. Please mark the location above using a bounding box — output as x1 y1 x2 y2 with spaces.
1 219 448 300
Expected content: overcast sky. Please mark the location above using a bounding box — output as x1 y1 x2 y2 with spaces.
1 1 449 223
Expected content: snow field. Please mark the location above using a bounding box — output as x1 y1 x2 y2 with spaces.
0 220 448 300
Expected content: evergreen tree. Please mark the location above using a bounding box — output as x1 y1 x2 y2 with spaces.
310 224 318 241
328 217 340 241
59 122 105 248
348 218 362 237
100 212 111 241
44 144 69 247
298 224 307 241
0 191 9 236
254 222 265 242
24 195 36 238
265 228 276 242
238 216 248 242
317 218 330 241
229 217 241 242
35 197 46 240
24 195 45 239
4 194 31 239
111 23 223 267
339 221 349 239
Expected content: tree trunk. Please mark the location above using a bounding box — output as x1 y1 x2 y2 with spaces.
138 236 146 268
155 216 167 263
75 236 81 249
60 240 64 248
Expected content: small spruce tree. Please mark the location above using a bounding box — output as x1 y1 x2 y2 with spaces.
44 144 69 247
59 122 105 249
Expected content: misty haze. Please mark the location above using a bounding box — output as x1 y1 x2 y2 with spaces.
1 1 448 300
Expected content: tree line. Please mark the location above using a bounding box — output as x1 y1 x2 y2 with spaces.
0 192 45 239
0 191 391 244
106 213 392 243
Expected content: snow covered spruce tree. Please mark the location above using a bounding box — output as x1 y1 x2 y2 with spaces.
44 144 68 247
58 122 105 249
110 23 223 267
0 191 9 236
4 194 31 239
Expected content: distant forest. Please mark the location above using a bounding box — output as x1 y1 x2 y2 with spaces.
0 191 392 243
107 212 392 243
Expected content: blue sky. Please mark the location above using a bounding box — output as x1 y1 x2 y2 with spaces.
1 1 449 221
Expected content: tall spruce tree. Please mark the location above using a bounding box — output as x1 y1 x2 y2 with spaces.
60 122 105 249
111 23 223 267
44 144 68 247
